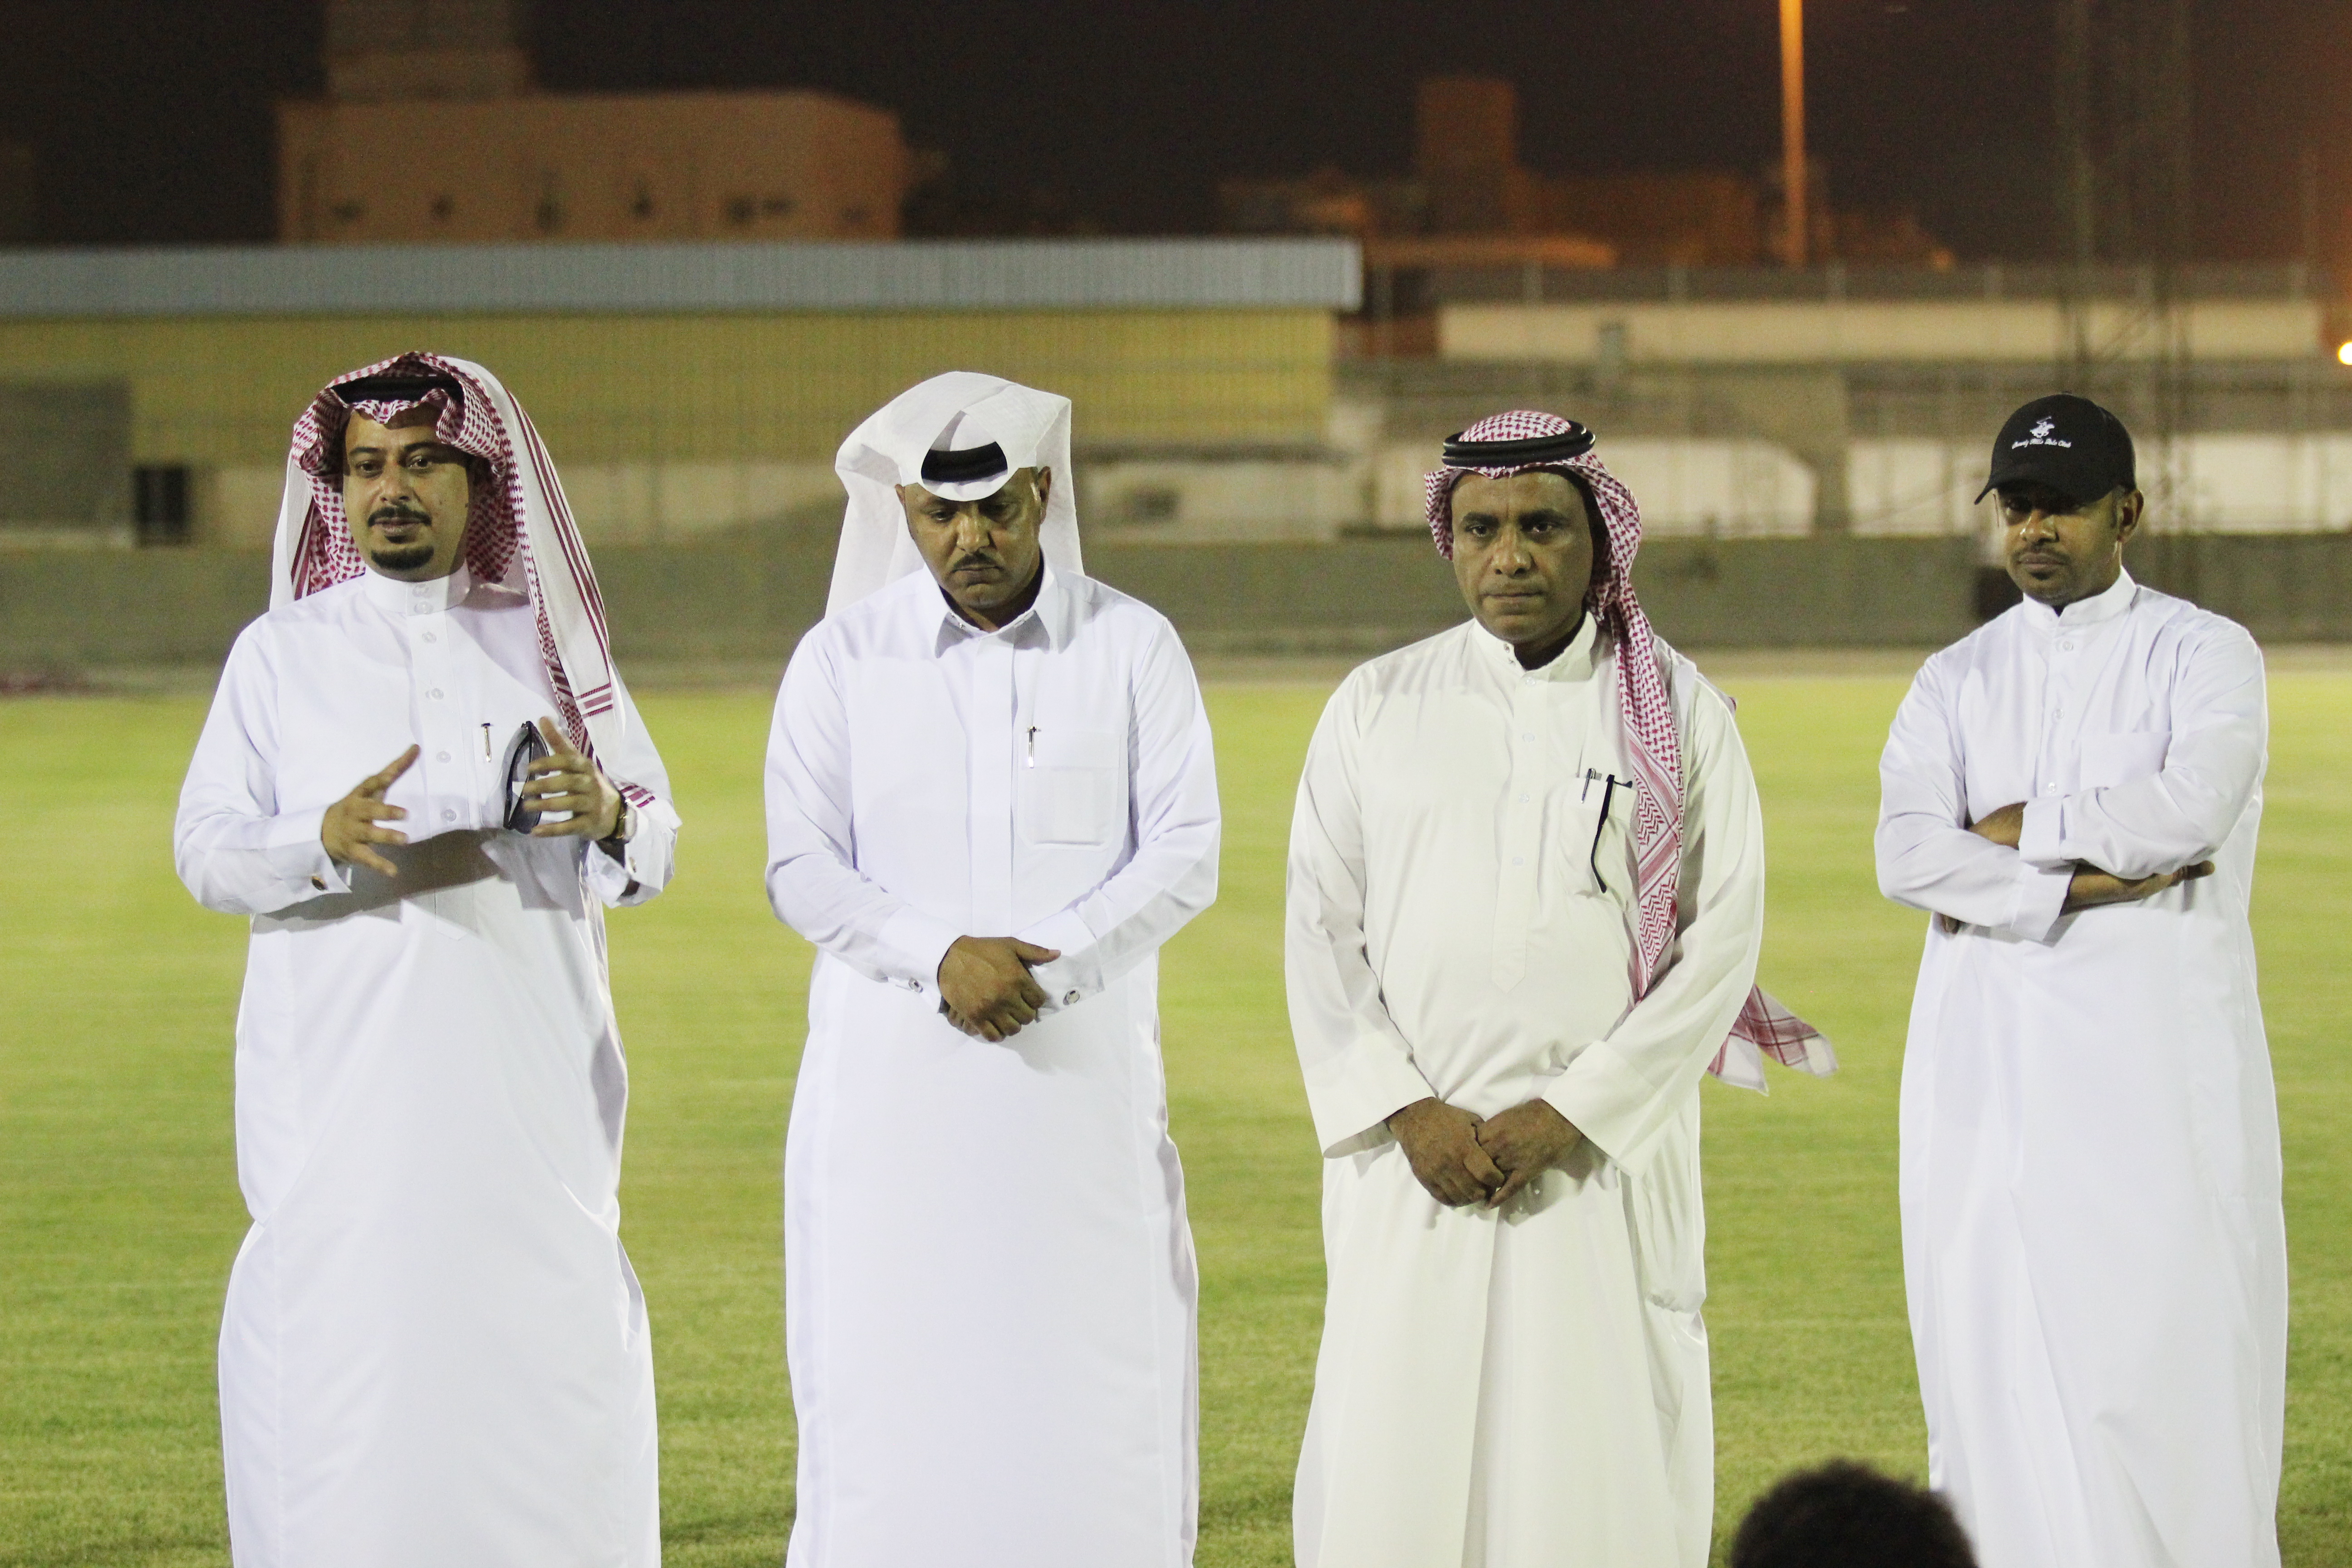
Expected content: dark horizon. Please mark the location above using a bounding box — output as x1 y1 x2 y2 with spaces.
2 0 2344 268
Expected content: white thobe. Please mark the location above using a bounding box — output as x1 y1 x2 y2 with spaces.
174 564 680 1568
1877 569 2283 1568
764 564 1219 1568
1286 615 1765 1568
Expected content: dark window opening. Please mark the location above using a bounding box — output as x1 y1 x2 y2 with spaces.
725 195 756 226
1122 487 1181 524
135 465 192 547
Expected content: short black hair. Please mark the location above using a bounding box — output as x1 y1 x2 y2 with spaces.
1730 1460 1977 1568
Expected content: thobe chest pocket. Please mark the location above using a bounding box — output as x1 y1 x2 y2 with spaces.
1560 772 1637 903
2079 728 2170 788
1023 725 1125 846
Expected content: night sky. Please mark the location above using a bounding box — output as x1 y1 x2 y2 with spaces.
3 0 2345 264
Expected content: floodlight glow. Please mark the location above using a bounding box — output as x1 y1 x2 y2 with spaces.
2337 341 2352 366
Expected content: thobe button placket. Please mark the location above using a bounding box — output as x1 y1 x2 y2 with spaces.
1491 688 1547 992
970 640 1018 933
401 576 473 835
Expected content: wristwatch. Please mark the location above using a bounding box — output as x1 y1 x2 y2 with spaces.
602 796 637 846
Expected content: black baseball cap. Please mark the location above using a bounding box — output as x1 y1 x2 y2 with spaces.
1975 393 2136 504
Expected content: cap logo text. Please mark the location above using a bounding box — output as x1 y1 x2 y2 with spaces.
2012 416 2073 450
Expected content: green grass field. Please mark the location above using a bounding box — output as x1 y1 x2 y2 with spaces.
4 668 2347 1566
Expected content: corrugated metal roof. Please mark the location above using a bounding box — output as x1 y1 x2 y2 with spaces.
0 238 1362 318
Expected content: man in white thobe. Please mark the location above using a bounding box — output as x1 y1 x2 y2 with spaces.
1878 393 2283 1568
1288 411 1831 1568
175 354 679 1567
765 372 1220 1567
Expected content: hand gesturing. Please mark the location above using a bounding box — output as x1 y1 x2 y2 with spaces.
321 745 418 876
518 716 621 840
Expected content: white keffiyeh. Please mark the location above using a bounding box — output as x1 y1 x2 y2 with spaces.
826 371 1081 617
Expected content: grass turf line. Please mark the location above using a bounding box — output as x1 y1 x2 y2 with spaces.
1 672 2344 1566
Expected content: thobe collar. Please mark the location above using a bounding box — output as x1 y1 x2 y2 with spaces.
2018 567 2138 634
926 561 1072 655
361 561 474 617
1469 607 1604 684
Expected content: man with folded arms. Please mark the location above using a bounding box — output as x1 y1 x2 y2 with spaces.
1877 392 2282 1568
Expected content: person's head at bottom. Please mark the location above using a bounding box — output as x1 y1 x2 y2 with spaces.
1730 1460 1977 1568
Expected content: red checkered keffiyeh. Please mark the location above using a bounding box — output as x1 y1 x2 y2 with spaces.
272 351 655 811
1425 410 1833 1090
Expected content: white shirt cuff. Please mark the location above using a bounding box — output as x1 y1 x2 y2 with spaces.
2005 858 2074 942
1544 1045 1665 1175
1019 910 1098 1011
2017 797 2068 867
877 907 963 995
583 835 641 903
1304 1039 1435 1159
269 806 348 894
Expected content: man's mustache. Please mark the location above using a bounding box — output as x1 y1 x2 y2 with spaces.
368 504 431 527
949 551 1000 572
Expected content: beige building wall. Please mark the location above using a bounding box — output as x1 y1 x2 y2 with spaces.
279 91 911 244
0 309 1334 547
1439 298 2326 365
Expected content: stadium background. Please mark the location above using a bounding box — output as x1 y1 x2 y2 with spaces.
6 3 2352 1559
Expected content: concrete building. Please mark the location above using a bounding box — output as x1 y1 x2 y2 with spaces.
280 0 913 244
1340 262 2352 540
0 238 1358 550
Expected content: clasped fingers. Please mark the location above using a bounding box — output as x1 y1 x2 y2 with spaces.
520 756 618 838
1421 1144 1503 1207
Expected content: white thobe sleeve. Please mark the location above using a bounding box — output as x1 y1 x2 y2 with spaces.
175 622 351 916
2015 627 2266 880
1540 688 1767 1171
1876 660 2074 941
1019 621 1220 1011
764 631 965 991
1285 679 1441 1158
584 674 681 908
